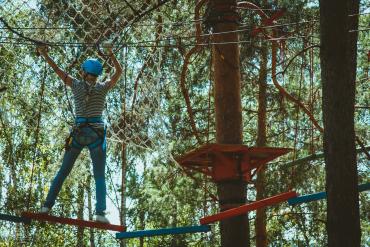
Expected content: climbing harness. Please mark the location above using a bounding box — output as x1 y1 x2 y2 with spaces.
65 117 107 151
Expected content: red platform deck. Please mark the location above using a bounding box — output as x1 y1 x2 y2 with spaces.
22 212 126 232
176 143 291 182
200 191 297 225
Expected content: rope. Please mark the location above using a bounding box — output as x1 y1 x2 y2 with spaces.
62 45 83 122
0 11 367 29
25 14 50 210
0 17 50 46
289 48 304 191
113 0 173 53
25 61 47 210
0 21 320 46
0 34 321 48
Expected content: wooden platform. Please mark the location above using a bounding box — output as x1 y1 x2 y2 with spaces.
176 143 291 182
22 212 126 232
200 191 297 225
116 225 211 239
0 213 31 224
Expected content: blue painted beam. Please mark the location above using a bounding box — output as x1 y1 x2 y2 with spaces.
116 225 211 239
288 192 326 205
288 182 370 206
358 182 370 192
0 213 31 224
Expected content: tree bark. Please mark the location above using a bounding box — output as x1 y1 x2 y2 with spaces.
76 182 85 247
209 0 249 246
87 175 95 247
255 42 268 247
139 161 147 247
319 0 361 246
120 143 127 247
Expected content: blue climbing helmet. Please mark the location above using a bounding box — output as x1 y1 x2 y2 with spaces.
81 59 103 76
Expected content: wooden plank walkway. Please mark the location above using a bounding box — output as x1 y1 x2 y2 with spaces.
288 182 370 205
116 225 211 239
200 191 297 225
22 212 126 232
0 213 31 224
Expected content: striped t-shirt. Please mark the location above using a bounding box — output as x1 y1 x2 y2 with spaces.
71 79 110 119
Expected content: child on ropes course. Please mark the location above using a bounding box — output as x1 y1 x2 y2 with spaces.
36 44 122 223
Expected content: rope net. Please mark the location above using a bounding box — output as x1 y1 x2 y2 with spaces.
0 0 177 153
0 0 187 233
0 1 189 244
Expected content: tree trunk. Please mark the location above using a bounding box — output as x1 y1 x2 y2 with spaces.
139 161 147 247
87 175 95 247
255 42 268 247
319 0 361 246
209 0 249 246
76 182 85 247
120 143 127 247
139 212 145 247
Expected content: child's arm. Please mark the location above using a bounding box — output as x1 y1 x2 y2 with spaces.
105 47 123 89
37 46 74 87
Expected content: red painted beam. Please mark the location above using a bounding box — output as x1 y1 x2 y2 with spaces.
262 8 286 26
251 9 286 37
200 191 297 225
22 212 126 232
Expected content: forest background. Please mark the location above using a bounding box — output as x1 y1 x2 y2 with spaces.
0 0 368 246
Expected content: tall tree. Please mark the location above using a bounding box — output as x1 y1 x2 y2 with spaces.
255 0 269 245
76 182 85 247
319 0 361 246
120 144 127 247
208 0 249 246
255 42 268 247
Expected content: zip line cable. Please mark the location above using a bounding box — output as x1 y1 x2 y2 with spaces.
5 16 362 51
0 0 172 49
0 17 50 46
0 18 318 34
0 25 321 47
4 11 364 49
0 10 367 30
4 23 366 49
348 12 370 16
349 28 370 32
0 35 324 48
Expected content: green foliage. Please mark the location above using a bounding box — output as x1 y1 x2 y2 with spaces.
0 0 368 246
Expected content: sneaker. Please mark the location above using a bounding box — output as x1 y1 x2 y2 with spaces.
39 206 51 214
95 215 110 224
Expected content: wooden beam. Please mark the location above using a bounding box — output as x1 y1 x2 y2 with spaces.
288 183 370 205
116 225 211 239
22 212 126 232
200 191 297 225
288 192 326 205
282 146 370 168
0 213 31 224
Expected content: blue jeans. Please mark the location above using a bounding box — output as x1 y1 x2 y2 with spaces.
44 126 107 215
